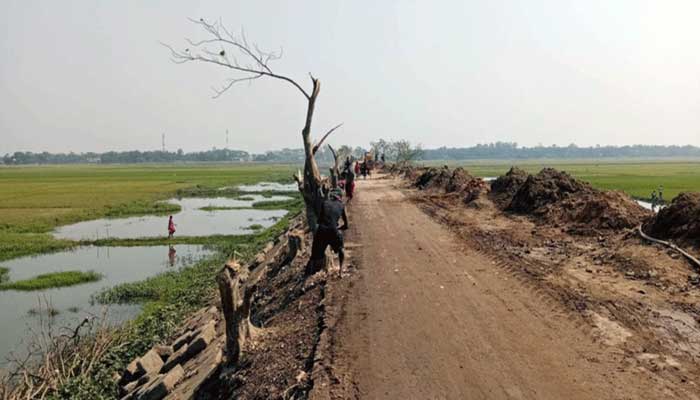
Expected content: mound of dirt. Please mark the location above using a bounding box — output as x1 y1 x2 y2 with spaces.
414 166 451 190
506 168 649 231
645 192 700 244
490 167 528 208
445 167 475 193
546 190 650 231
507 168 591 213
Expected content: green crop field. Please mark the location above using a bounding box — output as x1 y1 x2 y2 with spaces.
0 163 296 260
425 159 700 201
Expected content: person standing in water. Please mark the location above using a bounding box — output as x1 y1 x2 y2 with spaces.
168 215 176 239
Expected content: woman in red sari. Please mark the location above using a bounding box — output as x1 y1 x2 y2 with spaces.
168 215 176 239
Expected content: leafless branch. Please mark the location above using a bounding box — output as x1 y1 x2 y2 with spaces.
312 123 344 155
162 18 310 99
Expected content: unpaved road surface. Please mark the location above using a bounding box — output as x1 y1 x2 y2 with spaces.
311 177 691 400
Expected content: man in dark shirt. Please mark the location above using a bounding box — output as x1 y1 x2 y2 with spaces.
311 188 349 277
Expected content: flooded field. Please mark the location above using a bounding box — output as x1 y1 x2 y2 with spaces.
0 245 212 365
54 196 289 240
236 182 298 192
635 199 665 212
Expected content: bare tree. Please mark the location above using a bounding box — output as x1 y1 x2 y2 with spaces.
163 18 342 231
392 140 423 165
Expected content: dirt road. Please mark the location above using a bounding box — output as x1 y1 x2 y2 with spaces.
311 177 689 400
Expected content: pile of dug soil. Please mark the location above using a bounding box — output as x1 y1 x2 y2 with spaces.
546 190 650 231
445 167 476 193
505 168 649 231
403 166 425 181
387 164 420 180
414 166 451 190
645 192 700 244
413 166 488 197
490 167 528 208
507 168 591 213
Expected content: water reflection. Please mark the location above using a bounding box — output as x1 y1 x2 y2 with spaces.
0 245 212 366
236 182 298 192
168 245 176 267
53 196 289 240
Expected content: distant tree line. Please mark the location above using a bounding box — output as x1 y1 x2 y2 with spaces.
2 148 249 165
3 143 699 165
420 142 700 160
0 146 364 165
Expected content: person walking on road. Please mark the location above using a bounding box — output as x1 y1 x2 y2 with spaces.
168 215 176 239
344 163 356 201
310 188 349 277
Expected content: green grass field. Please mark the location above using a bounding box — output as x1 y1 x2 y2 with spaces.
424 159 700 201
1 161 697 261
0 163 296 261
0 270 101 291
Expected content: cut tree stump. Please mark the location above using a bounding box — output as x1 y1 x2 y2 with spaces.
216 262 261 364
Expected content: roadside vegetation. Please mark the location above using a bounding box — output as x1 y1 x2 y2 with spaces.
0 270 102 291
53 206 302 399
0 164 303 398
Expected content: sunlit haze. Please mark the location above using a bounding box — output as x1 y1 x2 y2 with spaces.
2 1 699 154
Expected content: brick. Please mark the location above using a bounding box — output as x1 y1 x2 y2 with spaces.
136 365 184 400
172 330 194 351
153 345 173 361
123 358 142 383
186 320 217 358
136 349 163 377
160 343 188 374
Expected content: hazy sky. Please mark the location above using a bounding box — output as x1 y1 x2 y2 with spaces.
2 1 700 154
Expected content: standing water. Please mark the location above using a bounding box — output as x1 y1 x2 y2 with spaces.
0 245 211 366
53 196 290 240
236 182 298 192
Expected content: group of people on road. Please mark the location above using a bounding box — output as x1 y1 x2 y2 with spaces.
165 155 380 277
311 154 384 277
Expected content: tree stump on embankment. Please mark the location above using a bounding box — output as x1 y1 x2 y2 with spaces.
217 261 260 365
216 229 306 364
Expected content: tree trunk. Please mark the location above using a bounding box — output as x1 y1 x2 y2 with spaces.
217 261 261 364
299 78 326 233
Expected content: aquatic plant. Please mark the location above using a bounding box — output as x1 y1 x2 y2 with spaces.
0 270 102 291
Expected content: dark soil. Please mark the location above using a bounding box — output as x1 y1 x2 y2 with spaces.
505 168 650 231
646 192 700 245
414 166 451 191
507 168 591 213
445 167 475 193
489 167 528 208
